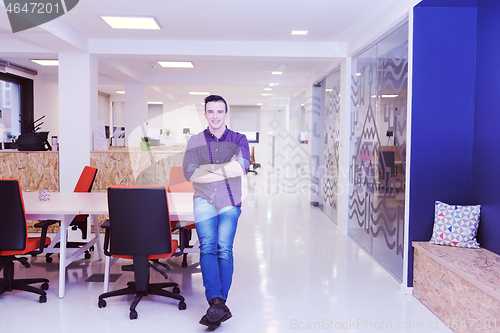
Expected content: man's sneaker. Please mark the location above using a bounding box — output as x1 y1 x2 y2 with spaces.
206 297 232 323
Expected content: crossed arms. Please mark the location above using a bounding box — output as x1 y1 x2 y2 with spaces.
189 157 245 183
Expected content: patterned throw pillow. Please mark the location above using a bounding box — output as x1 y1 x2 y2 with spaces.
429 201 480 248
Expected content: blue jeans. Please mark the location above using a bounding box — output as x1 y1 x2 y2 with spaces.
193 197 241 302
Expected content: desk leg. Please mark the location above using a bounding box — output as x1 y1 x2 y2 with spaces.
59 216 71 298
92 214 103 261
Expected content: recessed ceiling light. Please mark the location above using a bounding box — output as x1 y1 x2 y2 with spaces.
262 93 273 96
257 103 263 106
325 89 333 92
371 94 399 98
272 71 282 75
264 88 272 91
31 59 58 66
269 83 279 87
158 61 194 68
356 73 362 76
189 92 210 95
100 15 161 30
148 101 163 105
291 30 308 35
116 90 125 94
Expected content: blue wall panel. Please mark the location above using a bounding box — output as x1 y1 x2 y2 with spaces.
472 0 500 255
409 6 477 286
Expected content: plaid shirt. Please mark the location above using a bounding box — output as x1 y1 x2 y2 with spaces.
183 127 250 208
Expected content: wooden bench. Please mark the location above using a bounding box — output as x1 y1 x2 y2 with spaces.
412 242 500 333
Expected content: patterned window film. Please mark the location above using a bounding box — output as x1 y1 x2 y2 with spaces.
348 23 408 281
323 70 341 223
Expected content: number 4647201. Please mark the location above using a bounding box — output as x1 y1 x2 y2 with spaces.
444 318 497 330
6 2 60 14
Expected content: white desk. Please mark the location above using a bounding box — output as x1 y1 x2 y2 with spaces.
23 192 107 299
79 192 194 220
23 191 195 298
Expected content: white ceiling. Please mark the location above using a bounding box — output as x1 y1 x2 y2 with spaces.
0 0 420 107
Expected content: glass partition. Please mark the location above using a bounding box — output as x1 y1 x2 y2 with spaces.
322 69 341 223
348 23 408 281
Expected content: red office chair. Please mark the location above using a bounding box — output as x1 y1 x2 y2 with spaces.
98 186 186 320
248 146 261 174
0 179 56 303
168 166 197 268
45 166 97 263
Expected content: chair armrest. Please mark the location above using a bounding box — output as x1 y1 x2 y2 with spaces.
33 219 58 228
101 220 111 256
32 220 58 255
172 224 185 257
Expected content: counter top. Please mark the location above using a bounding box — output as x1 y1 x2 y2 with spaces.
0 150 57 153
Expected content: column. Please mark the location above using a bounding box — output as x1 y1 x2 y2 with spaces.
58 53 98 192
124 83 147 147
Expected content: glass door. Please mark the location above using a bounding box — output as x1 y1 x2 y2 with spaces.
348 23 408 281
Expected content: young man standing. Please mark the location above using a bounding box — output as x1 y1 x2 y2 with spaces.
183 95 250 329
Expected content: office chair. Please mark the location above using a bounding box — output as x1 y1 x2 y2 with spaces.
248 146 261 174
98 186 186 320
0 179 56 303
45 166 98 263
378 151 396 193
168 166 197 268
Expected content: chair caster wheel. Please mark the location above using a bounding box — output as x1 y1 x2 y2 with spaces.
98 299 106 308
178 301 186 310
84 251 91 259
181 261 187 268
46 256 53 263
130 310 138 320
173 286 180 294
39 295 47 303
41 282 49 290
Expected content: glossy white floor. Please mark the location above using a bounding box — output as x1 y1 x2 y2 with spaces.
0 174 451 333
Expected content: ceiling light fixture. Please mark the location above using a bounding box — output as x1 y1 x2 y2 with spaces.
189 92 210 95
371 94 399 98
262 93 273 96
269 83 279 87
272 71 282 75
257 103 263 106
277 64 287 70
30 59 58 66
100 15 161 30
158 61 194 68
291 30 308 35
264 88 272 91
148 101 163 105
116 90 125 94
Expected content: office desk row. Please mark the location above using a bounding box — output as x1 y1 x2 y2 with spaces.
23 191 194 299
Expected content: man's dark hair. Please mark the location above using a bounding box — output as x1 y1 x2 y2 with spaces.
204 95 227 113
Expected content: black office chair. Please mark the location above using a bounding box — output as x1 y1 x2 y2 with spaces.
378 151 396 193
98 186 186 320
0 179 56 303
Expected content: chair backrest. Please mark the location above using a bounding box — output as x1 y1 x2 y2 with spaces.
107 186 173 256
250 147 256 164
167 166 194 193
379 151 395 175
0 179 27 251
74 166 98 193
